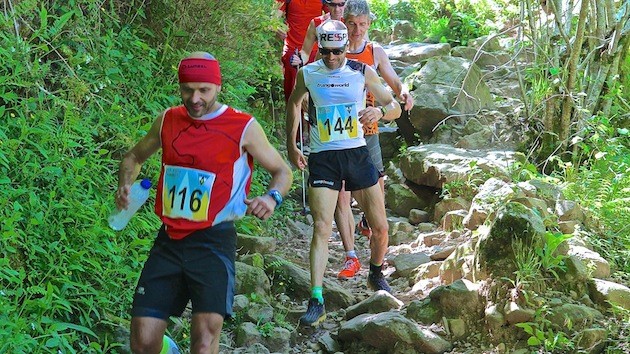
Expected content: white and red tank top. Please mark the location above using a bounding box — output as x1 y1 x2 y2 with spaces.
155 105 254 239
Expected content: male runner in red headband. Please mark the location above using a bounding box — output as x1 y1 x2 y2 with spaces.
114 51 292 353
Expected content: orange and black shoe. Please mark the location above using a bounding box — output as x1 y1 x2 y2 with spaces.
337 256 361 280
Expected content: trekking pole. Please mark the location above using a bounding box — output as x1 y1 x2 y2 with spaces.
294 48 309 215
298 109 309 216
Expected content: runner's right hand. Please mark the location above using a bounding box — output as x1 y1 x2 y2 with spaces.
114 184 131 210
288 148 307 170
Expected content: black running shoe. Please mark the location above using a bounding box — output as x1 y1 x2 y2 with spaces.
299 298 326 326
367 272 391 293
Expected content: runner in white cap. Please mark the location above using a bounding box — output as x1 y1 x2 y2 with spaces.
286 20 401 326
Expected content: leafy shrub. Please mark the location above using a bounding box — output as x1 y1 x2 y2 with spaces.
369 0 514 45
0 0 287 351
368 0 396 32
140 0 284 106
561 115 630 274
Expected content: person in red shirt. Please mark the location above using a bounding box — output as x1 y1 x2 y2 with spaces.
114 51 292 354
290 0 347 67
275 0 328 102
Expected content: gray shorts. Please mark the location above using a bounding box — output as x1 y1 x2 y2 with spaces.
365 134 384 174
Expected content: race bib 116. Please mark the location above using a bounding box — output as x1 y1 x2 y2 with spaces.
162 165 215 221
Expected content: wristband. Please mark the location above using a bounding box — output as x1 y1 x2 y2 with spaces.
268 189 283 207
379 105 387 118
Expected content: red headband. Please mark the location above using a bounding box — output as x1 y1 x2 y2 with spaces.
178 58 221 85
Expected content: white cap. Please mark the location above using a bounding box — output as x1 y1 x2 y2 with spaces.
317 20 348 48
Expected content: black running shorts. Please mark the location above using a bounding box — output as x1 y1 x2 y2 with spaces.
131 222 236 320
307 146 379 191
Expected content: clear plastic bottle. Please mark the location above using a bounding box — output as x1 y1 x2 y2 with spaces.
108 179 152 231
162 335 181 354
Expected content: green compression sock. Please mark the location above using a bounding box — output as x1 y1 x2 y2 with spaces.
311 286 324 304
159 336 169 354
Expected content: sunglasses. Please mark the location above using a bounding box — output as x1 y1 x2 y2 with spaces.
326 1 346 7
319 47 344 55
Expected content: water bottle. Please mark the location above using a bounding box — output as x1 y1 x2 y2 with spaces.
108 179 152 231
162 335 181 354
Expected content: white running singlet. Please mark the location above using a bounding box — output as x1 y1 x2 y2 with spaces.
303 59 368 153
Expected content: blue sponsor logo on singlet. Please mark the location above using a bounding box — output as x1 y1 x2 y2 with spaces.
317 82 350 88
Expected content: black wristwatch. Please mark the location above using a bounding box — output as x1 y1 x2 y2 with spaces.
267 189 283 207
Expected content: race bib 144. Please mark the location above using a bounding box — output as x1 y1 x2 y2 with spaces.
315 102 359 142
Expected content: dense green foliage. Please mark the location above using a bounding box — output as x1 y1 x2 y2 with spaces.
0 0 285 351
561 116 630 274
369 0 518 45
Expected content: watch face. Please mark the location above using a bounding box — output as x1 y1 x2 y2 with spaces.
269 190 282 206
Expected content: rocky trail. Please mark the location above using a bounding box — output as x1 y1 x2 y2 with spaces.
221 37 630 354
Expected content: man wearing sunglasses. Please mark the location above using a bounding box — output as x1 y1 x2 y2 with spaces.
286 20 401 327
289 0 347 68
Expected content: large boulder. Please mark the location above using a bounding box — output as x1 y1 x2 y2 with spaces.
237 234 276 255
588 279 630 310
345 290 404 320
450 46 511 70
399 144 525 189
464 178 524 230
468 35 503 52
263 255 356 309
404 56 494 139
385 183 431 216
428 279 483 319
568 246 611 279
548 303 604 331
391 252 432 278
475 202 546 279
235 262 271 297
440 239 476 284
337 312 452 354
384 42 451 64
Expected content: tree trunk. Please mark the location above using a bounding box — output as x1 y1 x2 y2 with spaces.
518 0 629 164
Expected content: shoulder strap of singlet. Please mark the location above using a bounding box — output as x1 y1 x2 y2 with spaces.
346 59 366 75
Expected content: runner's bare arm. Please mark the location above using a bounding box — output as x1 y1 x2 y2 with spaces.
243 120 293 219
243 120 293 197
115 112 164 209
373 44 413 111
286 68 309 170
360 66 401 123
297 20 318 65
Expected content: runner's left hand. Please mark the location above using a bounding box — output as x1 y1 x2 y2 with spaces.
358 106 382 125
399 91 414 111
288 148 307 170
245 195 276 220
